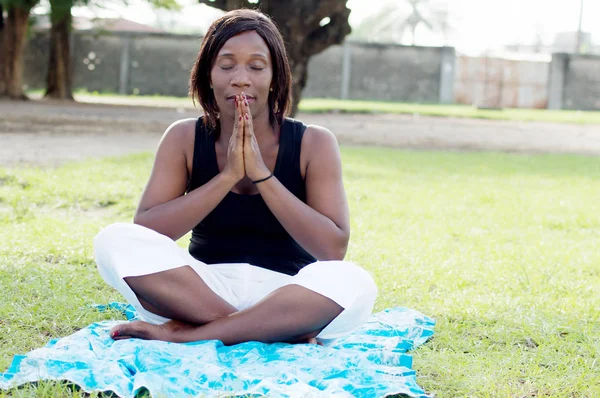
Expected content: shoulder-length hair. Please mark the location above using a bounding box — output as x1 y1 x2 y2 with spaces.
190 9 292 133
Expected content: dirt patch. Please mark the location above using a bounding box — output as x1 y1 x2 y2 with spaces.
1 99 600 167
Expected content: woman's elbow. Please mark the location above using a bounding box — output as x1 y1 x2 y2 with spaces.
319 236 348 261
132 213 170 238
319 250 346 261
132 212 147 228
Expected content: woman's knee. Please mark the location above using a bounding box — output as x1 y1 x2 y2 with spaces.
95 223 135 251
298 260 378 307
334 261 377 304
297 261 378 339
93 223 155 272
94 222 165 255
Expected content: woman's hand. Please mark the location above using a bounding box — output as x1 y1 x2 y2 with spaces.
222 95 246 183
241 92 271 182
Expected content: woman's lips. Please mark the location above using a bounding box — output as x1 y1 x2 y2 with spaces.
227 96 255 103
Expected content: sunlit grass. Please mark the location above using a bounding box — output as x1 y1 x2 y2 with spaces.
300 98 600 124
26 90 600 124
1 149 599 397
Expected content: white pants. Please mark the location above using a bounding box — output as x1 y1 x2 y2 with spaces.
93 223 378 340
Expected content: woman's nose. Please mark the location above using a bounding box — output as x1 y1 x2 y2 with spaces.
231 67 251 88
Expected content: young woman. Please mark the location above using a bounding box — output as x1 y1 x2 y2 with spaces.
94 9 377 345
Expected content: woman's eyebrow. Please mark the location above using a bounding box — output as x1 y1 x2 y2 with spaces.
217 52 268 60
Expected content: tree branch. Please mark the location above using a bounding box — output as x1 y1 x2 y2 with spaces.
197 0 228 11
303 9 351 56
197 0 253 11
301 0 347 30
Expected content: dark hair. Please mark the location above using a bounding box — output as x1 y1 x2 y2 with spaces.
190 9 292 132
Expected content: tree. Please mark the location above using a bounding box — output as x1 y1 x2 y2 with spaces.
44 0 180 100
0 0 39 99
351 0 451 46
45 0 74 99
197 0 351 116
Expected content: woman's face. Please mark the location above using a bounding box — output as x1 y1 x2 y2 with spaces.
211 30 273 123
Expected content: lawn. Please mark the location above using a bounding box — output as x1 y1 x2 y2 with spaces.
300 99 600 125
1 148 599 397
27 90 600 124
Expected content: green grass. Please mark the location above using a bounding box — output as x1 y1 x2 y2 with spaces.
1 149 600 397
26 89 600 124
301 98 600 124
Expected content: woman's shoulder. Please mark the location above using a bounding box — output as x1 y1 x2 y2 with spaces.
287 119 340 173
287 118 338 152
284 117 336 141
163 118 198 139
158 118 198 149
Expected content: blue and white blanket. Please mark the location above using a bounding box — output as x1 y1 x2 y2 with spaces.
1 304 434 397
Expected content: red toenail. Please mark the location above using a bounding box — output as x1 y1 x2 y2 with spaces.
112 330 120 338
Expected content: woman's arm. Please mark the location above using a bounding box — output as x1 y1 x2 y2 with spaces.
256 126 350 260
133 119 241 241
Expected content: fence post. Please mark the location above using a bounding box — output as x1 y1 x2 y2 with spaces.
340 40 351 100
70 32 76 88
119 36 132 95
439 46 455 104
547 53 568 110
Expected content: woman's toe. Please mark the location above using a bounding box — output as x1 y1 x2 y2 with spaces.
110 321 153 340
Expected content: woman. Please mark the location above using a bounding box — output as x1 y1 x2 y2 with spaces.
94 9 377 345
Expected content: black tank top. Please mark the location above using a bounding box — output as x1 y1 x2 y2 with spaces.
186 117 317 276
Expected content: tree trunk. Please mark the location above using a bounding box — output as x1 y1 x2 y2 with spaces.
288 55 309 117
0 6 31 99
45 0 74 100
0 5 4 90
198 0 352 117
279 9 351 116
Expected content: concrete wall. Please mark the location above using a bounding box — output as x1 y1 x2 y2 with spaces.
301 43 344 100
127 36 200 96
22 31 451 103
562 54 600 110
22 31 600 110
547 53 600 111
455 56 549 109
303 41 449 103
72 33 124 93
22 32 50 90
23 31 202 96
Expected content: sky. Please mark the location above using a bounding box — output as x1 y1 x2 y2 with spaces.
347 0 598 53
63 0 599 54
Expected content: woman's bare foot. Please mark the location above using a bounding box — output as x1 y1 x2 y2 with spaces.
110 319 197 342
110 320 325 346
307 337 324 346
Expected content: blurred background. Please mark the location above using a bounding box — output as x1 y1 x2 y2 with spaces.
1 5 600 397
1 0 598 112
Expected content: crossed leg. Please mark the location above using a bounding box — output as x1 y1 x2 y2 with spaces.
111 265 343 345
